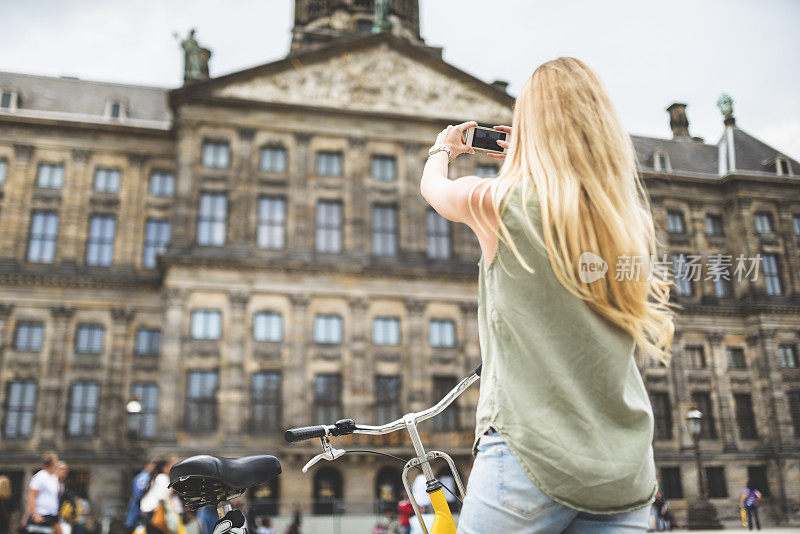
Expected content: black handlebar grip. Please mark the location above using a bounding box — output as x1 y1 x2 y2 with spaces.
285 425 327 443
474 363 482 377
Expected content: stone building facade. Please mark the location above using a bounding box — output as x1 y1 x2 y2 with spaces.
1 0 800 527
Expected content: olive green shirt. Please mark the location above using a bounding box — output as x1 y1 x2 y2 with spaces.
473 182 657 514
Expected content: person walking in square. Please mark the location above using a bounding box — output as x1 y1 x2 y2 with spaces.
421 57 674 532
740 479 762 530
22 452 63 534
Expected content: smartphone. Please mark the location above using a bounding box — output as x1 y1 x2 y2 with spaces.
463 126 508 154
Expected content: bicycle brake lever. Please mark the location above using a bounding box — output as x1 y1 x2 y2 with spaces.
302 447 345 473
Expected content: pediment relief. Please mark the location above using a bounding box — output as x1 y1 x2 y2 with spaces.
212 44 512 122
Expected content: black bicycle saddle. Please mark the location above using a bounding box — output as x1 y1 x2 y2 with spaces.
169 455 281 509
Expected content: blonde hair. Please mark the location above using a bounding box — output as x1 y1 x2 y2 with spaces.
0 475 11 500
470 57 674 366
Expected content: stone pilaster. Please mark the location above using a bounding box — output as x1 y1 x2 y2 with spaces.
157 288 187 441
221 291 249 445
347 296 370 422
402 142 426 256
232 128 257 247
286 294 310 425
106 307 135 447
289 133 311 261
669 332 693 450
404 298 427 410
40 305 76 446
348 137 368 261
707 332 736 451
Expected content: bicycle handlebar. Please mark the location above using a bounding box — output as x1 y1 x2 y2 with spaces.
284 363 482 443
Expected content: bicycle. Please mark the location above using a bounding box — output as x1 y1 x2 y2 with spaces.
168 364 482 534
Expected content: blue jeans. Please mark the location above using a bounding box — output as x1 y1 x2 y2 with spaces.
458 433 652 533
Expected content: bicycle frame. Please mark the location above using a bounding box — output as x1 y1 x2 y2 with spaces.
295 366 481 534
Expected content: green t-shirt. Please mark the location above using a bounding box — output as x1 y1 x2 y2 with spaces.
473 182 657 514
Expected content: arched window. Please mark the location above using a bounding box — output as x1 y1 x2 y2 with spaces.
247 476 280 517
313 466 342 515
375 466 402 513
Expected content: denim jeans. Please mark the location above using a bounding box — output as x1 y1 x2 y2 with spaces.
458 432 652 533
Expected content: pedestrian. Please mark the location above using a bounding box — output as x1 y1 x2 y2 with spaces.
139 459 170 534
396 499 413 534
421 56 674 533
0 475 12 534
254 517 274 534
740 479 762 530
125 460 156 534
282 505 301 534
21 452 63 534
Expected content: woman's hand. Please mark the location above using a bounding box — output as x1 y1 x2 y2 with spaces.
432 121 477 159
486 125 511 160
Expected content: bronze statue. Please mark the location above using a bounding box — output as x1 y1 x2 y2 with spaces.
373 0 393 33
174 28 212 83
716 93 734 121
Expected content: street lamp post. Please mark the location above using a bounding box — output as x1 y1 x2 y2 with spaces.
685 408 722 530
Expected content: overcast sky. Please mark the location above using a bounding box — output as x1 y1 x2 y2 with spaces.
2 0 799 158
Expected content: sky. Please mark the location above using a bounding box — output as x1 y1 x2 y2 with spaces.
2 0 799 159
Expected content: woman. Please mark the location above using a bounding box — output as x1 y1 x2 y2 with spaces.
420 57 674 533
739 479 762 530
0 475 12 534
139 460 170 534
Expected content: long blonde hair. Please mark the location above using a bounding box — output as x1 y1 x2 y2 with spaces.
0 475 11 500
471 57 674 366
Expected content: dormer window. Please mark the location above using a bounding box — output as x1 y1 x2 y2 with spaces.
1 88 19 111
654 150 670 172
776 157 792 176
105 100 127 121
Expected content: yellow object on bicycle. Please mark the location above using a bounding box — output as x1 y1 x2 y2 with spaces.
740 507 747 526
428 488 457 534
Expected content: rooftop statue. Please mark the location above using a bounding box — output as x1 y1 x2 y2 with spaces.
716 93 734 121
373 0 393 33
174 28 212 83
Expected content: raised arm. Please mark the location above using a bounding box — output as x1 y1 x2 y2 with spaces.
420 122 499 256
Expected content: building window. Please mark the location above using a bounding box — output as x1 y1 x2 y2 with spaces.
734 393 757 439
67 381 100 437
314 315 342 345
37 163 64 189
666 211 685 234
426 210 451 259
672 254 693 296
727 347 746 369
372 205 397 256
475 164 498 178
779 344 799 368
356 18 373 33
705 467 728 498
747 466 771 497
257 197 286 250
705 214 724 236
93 168 121 193
149 171 174 197
75 324 104 354
372 317 400 346
185 370 219 432
86 215 116 266
793 215 800 236
713 275 731 298
313 374 342 424
191 310 222 340
129 383 158 439
251 371 282 433
659 467 683 499
197 193 227 246
143 219 171 269
762 254 782 296
253 312 283 342
787 391 800 438
0 90 15 109
754 212 773 234
313 466 343 515
107 100 125 120
429 320 456 348
3 380 37 438
27 212 59 264
316 151 343 177
259 146 287 173
691 392 717 439
655 151 670 172
315 201 342 253
201 141 230 168
685 345 706 368
775 157 791 176
432 376 459 431
371 155 396 181
0 159 7 185
650 392 673 440
14 321 44 352
135 328 161 356
375 375 401 423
